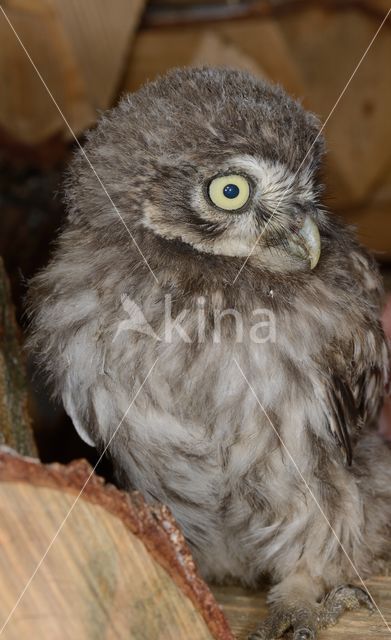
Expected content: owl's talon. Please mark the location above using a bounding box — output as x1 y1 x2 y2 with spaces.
293 628 315 640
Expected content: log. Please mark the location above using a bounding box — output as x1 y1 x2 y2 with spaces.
3 448 388 640
0 449 233 640
0 257 36 457
52 0 147 112
191 31 269 78
215 17 307 99
125 17 307 98
125 25 201 92
279 6 391 207
0 0 95 145
0 0 146 144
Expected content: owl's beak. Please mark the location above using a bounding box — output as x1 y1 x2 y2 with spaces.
286 215 321 270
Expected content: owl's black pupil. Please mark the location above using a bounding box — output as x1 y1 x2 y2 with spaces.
223 184 240 199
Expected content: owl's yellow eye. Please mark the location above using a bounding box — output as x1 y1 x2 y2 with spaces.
208 174 251 211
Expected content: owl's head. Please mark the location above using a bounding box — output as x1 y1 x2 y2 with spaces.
68 68 326 274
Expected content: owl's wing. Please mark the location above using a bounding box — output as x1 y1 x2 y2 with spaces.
316 250 389 466
318 337 388 466
383 298 391 402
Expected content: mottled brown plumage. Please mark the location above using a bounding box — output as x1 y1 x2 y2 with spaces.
28 68 390 639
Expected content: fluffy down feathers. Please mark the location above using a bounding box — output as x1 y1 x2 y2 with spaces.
28 68 391 637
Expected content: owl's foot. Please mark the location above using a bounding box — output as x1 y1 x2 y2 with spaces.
248 605 317 640
248 585 374 640
318 584 374 627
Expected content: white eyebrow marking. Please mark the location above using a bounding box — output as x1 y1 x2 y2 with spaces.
230 155 315 203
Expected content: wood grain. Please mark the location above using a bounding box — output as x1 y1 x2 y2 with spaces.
0 483 217 639
192 31 268 79
0 450 233 640
125 17 306 98
52 0 146 112
279 6 391 207
125 25 201 92
216 17 306 99
0 0 95 144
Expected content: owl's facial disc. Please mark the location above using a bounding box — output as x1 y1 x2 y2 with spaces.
143 156 322 272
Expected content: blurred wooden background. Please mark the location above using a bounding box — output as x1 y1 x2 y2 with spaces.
1 0 390 258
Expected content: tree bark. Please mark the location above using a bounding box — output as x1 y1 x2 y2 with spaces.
0 257 37 457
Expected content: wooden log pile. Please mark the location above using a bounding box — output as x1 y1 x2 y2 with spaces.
1 1 390 257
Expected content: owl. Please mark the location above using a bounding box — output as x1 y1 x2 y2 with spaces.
28 68 391 639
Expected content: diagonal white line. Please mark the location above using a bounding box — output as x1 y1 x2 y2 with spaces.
0 6 159 284
232 8 391 285
234 357 391 634
0 358 159 636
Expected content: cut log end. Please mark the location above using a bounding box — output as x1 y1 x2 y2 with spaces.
0 449 234 640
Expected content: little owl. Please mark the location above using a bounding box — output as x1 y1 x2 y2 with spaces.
29 68 391 639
